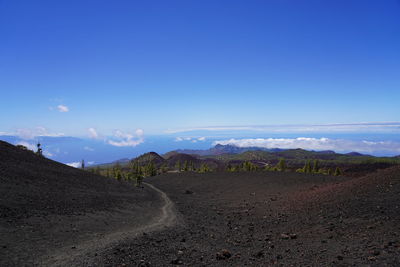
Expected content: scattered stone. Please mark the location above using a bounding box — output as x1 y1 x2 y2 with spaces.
184 190 193 195
170 258 183 265
337 255 343 261
289 233 297 239
254 250 264 258
281 233 290 240
371 250 380 256
216 249 232 260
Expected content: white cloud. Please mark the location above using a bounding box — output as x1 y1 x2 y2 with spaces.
43 151 53 157
66 162 81 168
57 105 69 112
107 129 144 147
166 122 400 134
87 161 95 165
15 141 54 157
15 127 64 140
87 128 99 139
15 141 36 151
84 146 94 151
175 136 206 142
213 137 400 155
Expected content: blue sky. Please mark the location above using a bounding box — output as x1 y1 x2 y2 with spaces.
1 0 400 159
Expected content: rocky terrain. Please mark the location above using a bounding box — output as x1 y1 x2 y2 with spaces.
0 141 174 266
1 140 399 266
97 167 400 266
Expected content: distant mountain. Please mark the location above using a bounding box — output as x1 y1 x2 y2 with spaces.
345 152 369 157
173 144 284 156
111 158 131 164
131 152 166 166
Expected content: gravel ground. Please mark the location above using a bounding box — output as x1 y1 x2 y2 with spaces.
97 168 400 266
1 140 399 266
0 141 168 266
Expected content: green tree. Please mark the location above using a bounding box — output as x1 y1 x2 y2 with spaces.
303 160 312 173
189 161 195 171
183 160 189 171
175 161 182 171
241 161 257 171
327 168 333 175
334 167 342 176
116 169 122 180
144 162 157 177
312 160 320 173
276 158 286 172
199 163 211 173
81 159 85 169
160 163 169 173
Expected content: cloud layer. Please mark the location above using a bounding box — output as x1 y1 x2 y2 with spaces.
213 137 400 155
107 129 144 147
66 162 81 168
87 128 99 139
14 127 64 140
175 136 207 143
57 105 69 112
167 122 400 134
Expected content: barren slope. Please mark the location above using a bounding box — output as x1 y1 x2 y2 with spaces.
0 141 176 266
98 168 400 266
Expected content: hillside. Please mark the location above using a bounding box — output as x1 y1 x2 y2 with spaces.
0 141 169 266
131 151 166 166
97 166 400 266
175 144 283 156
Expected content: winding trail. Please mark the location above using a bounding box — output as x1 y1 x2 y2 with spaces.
40 182 177 266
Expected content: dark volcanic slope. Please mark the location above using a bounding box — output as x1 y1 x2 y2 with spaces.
0 141 164 266
98 167 400 266
0 140 151 218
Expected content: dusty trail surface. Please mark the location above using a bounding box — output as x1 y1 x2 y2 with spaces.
0 141 177 266
98 168 400 266
39 182 177 267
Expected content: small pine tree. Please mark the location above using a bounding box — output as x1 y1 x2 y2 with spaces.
334 167 342 176
160 163 168 173
327 168 333 175
277 158 286 172
189 161 195 171
199 163 210 173
145 162 157 177
183 161 189 171
303 160 312 173
175 161 182 171
116 169 122 180
312 160 319 173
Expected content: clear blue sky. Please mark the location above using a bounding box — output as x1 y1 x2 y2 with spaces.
1 0 399 136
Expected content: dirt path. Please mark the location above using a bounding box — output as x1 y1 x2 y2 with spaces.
39 182 178 267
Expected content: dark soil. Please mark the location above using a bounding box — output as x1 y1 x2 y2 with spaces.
1 140 400 266
0 141 166 266
97 168 400 266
